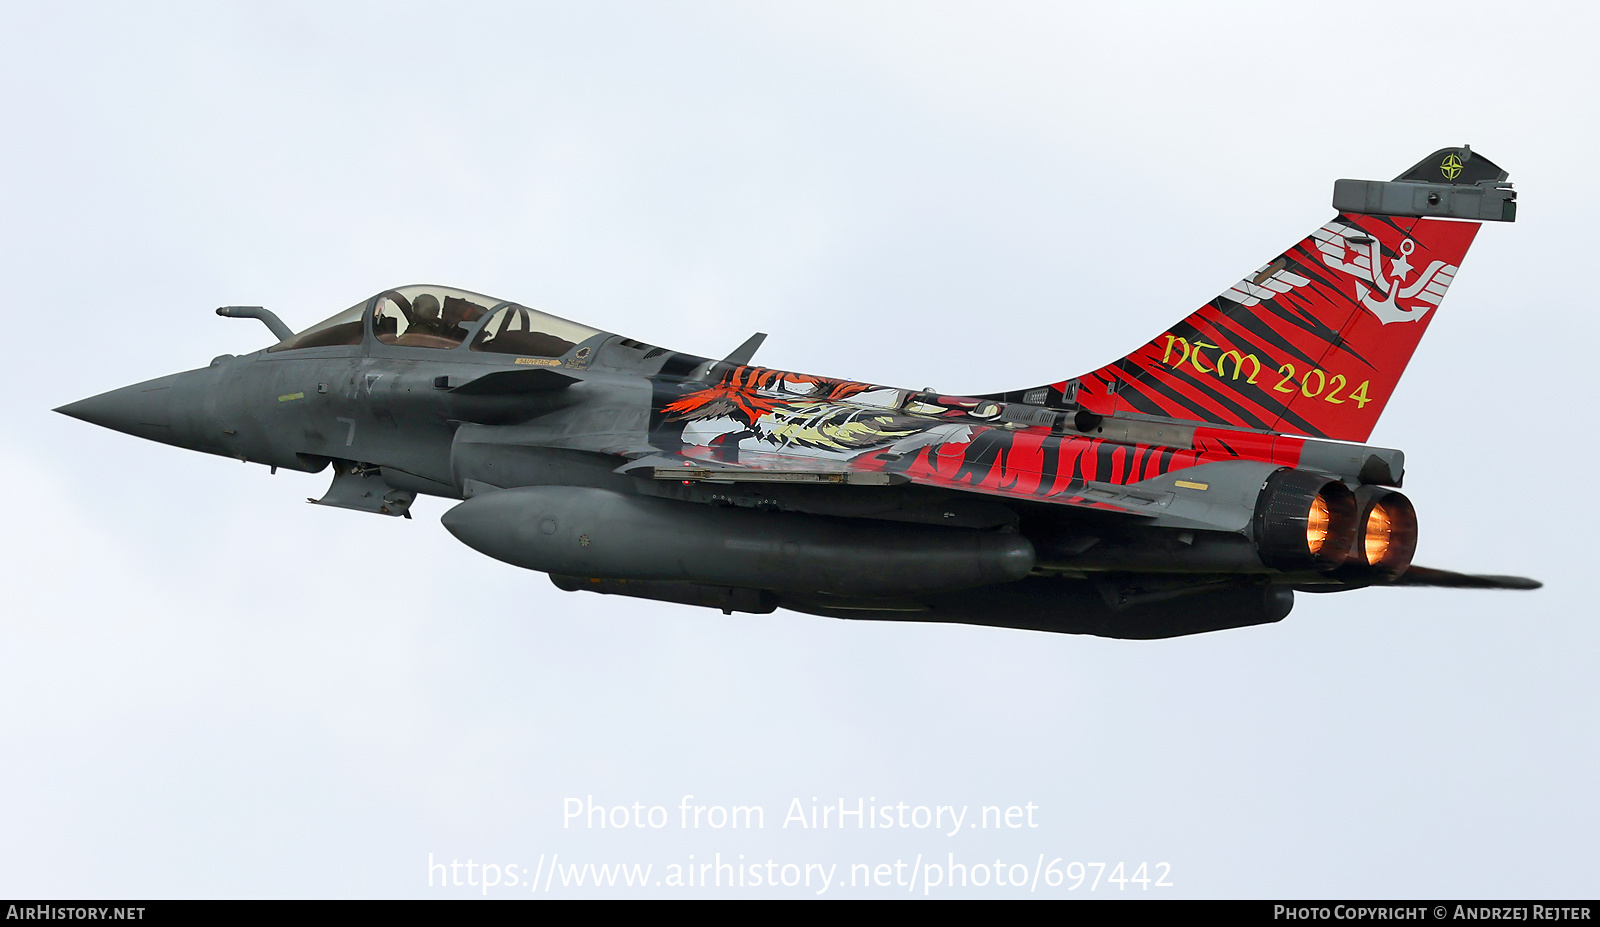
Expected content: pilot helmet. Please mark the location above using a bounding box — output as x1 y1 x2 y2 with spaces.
412 293 441 321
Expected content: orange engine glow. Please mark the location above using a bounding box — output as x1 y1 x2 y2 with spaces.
1364 503 1393 565
1306 494 1331 555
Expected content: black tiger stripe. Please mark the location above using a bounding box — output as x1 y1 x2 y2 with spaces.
1094 441 1119 483
1259 295 1350 347
1117 371 1228 427
1067 444 1092 484
1147 319 1343 432
1123 354 1286 433
1109 374 1169 416
1190 308 1333 378
1037 434 1063 492
951 429 1010 487
1285 263 1367 317
1212 300 1326 369
1204 433 1240 456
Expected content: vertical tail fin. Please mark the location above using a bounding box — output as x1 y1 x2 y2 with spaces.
1000 147 1513 443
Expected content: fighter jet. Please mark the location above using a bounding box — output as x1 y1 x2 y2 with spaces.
56 146 1537 639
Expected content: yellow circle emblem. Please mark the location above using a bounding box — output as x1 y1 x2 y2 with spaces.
1440 154 1463 181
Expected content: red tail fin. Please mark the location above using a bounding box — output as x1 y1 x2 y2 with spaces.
1003 148 1510 443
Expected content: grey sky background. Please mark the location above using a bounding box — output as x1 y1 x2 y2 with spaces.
1 1 1595 898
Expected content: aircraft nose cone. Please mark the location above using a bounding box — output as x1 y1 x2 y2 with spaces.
55 374 179 442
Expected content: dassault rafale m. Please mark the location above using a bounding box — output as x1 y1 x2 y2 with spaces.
58 147 1537 639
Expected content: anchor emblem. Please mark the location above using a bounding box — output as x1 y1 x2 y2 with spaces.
1311 222 1458 325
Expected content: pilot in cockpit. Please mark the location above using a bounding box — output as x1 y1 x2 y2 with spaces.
408 293 447 338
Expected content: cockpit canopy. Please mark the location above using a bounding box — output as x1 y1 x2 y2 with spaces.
374 287 490 349
267 285 601 357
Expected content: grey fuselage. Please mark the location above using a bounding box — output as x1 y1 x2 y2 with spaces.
58 287 1521 640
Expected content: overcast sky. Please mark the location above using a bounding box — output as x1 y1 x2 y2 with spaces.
2 1 1595 899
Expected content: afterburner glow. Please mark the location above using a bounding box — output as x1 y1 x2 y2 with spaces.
1306 494 1331 556
1364 503 1393 565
